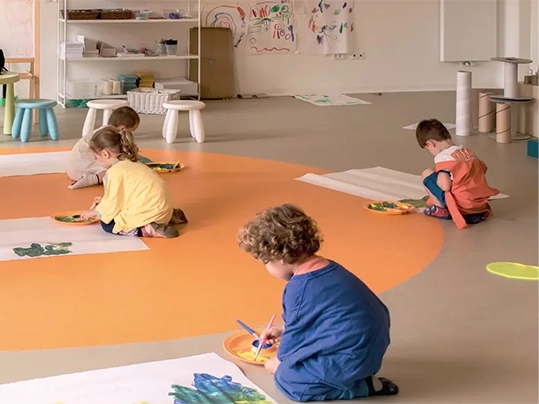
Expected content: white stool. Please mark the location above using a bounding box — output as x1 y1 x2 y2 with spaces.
82 99 129 137
162 100 206 144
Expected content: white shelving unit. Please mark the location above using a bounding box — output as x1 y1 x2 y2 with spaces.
57 0 201 107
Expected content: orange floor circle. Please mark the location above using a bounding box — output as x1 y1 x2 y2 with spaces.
0 147 444 350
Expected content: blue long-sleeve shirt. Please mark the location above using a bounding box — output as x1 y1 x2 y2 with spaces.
274 260 391 402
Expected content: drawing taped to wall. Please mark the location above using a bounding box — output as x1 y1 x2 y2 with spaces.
1 0 33 56
300 0 355 55
245 0 297 54
0 353 277 403
201 4 247 48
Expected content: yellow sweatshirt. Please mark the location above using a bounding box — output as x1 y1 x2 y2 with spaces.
96 160 173 234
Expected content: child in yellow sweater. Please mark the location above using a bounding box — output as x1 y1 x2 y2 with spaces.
80 126 186 238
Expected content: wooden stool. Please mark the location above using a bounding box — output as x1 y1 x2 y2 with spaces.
0 72 20 135
162 100 206 144
488 95 532 142
12 99 59 142
83 99 129 137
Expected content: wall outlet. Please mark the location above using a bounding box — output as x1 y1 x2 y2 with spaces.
331 53 347 60
350 52 366 60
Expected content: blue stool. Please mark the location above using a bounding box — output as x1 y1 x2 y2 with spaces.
12 99 59 142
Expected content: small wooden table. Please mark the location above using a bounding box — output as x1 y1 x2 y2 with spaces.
490 57 533 98
0 72 21 135
488 95 533 141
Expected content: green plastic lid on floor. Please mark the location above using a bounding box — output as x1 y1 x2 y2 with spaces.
486 262 539 280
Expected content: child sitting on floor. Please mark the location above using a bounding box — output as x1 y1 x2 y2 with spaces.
416 119 499 229
237 204 398 402
66 106 150 190
80 126 186 238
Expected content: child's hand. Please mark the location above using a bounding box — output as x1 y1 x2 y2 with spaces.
94 196 102 205
81 210 97 220
260 325 284 345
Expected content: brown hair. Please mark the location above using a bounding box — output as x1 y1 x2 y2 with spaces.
415 119 451 148
237 204 323 264
107 106 140 129
89 126 139 162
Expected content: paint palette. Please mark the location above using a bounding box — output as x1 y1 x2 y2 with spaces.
146 161 183 173
51 211 99 226
365 201 415 215
223 331 278 366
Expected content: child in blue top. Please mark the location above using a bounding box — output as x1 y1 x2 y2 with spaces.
237 204 399 402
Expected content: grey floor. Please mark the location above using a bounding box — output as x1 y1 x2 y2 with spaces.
0 92 537 403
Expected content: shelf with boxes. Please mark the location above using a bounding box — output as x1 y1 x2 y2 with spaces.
57 1 201 107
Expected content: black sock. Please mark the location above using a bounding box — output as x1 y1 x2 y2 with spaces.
366 376 399 396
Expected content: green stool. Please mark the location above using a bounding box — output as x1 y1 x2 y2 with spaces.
12 99 59 143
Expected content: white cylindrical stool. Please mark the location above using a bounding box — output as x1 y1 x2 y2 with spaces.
490 57 533 98
162 100 206 144
82 99 129 137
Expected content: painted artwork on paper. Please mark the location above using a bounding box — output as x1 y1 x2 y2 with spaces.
300 0 355 55
1 0 34 56
202 4 247 48
169 373 273 403
0 353 277 403
245 0 297 54
294 94 371 106
13 242 72 258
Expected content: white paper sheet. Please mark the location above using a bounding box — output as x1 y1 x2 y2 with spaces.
0 217 148 261
294 94 371 106
245 0 297 54
402 122 456 130
299 0 355 55
0 151 68 177
0 352 277 404
296 166 509 200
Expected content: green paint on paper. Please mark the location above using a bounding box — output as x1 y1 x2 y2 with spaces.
271 5 280 12
13 242 73 258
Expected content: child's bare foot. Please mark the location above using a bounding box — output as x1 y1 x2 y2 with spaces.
366 376 399 396
141 222 179 238
168 208 188 225
68 174 99 190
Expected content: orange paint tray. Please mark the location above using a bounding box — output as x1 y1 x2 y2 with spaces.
51 210 99 226
365 201 415 215
145 161 184 173
223 330 278 366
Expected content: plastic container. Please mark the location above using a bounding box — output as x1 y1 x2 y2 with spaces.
163 9 184 19
166 44 178 56
134 10 151 20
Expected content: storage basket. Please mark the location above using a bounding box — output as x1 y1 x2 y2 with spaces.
100 9 133 19
61 9 100 20
127 88 181 115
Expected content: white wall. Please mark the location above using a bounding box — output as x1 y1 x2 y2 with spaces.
38 0 534 100
531 0 538 73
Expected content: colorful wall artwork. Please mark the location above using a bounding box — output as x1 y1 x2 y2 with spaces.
0 353 277 403
245 0 297 54
299 0 356 55
201 4 248 48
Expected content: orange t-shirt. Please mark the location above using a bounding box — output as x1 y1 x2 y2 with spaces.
434 146 499 229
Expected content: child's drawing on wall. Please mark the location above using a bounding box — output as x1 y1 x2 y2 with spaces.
3 0 33 56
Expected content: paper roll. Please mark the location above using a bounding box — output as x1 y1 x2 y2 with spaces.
456 71 472 137
478 92 495 133
504 63 518 98
111 80 122 95
495 103 511 143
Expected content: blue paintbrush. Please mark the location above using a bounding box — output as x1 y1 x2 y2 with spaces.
236 319 260 339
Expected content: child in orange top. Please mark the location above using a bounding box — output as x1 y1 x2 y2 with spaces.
416 119 499 229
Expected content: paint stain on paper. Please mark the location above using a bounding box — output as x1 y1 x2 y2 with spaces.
169 373 273 403
13 242 73 258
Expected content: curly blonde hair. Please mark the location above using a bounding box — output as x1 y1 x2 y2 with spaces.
89 125 139 163
237 204 323 264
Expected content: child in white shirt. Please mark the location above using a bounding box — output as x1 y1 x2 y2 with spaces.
66 106 143 190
